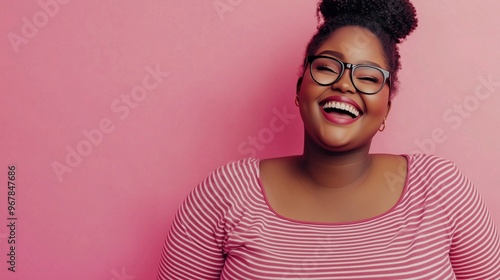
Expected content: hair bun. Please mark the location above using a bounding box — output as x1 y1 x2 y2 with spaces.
318 0 418 42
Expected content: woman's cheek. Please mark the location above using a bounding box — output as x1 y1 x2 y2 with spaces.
363 93 391 115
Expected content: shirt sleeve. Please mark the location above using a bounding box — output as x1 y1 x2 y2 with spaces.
437 159 500 279
157 168 231 280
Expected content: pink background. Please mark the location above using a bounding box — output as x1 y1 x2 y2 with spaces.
1 1 499 279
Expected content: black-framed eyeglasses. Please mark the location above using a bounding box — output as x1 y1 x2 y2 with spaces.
307 55 391 95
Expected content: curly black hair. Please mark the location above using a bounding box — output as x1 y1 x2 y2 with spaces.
302 0 418 99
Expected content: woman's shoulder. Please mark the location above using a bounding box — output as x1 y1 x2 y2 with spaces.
406 153 454 162
210 157 261 179
193 157 262 198
404 153 470 193
405 153 459 174
375 153 465 190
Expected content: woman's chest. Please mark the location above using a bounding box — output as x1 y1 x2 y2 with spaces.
220 203 454 279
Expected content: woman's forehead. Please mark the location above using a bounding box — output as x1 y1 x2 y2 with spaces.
316 26 387 68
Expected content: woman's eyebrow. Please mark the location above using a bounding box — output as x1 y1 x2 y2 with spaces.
317 50 383 68
357 60 383 68
317 50 344 59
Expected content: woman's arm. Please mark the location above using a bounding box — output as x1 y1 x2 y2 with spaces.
440 161 500 279
157 172 228 279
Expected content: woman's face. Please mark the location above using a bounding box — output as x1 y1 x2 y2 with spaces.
298 25 391 152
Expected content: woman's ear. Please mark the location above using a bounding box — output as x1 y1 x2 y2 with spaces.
296 77 303 95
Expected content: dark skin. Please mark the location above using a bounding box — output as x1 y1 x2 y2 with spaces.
260 26 408 223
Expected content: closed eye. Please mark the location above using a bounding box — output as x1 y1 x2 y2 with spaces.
356 75 379 83
316 64 338 74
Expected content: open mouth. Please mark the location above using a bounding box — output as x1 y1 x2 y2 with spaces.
322 101 361 119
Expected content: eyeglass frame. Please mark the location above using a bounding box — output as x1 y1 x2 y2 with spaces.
306 55 392 95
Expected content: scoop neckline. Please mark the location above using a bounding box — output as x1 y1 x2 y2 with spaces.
255 154 411 226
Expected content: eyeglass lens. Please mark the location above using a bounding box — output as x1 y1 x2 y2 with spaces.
311 57 385 94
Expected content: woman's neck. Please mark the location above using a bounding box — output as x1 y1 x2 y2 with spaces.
298 137 373 190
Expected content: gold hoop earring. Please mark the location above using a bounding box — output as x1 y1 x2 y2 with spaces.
379 118 387 132
295 95 299 107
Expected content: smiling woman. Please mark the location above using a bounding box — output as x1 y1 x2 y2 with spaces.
157 0 500 279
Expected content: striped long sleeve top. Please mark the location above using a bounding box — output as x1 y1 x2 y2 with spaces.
158 154 500 279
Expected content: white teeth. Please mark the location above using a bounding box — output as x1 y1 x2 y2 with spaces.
322 101 360 117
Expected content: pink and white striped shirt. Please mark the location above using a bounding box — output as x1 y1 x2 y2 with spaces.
158 154 500 279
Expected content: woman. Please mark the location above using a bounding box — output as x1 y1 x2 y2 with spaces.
158 0 500 279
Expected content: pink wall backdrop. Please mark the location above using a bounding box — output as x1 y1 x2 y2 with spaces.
1 1 499 279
